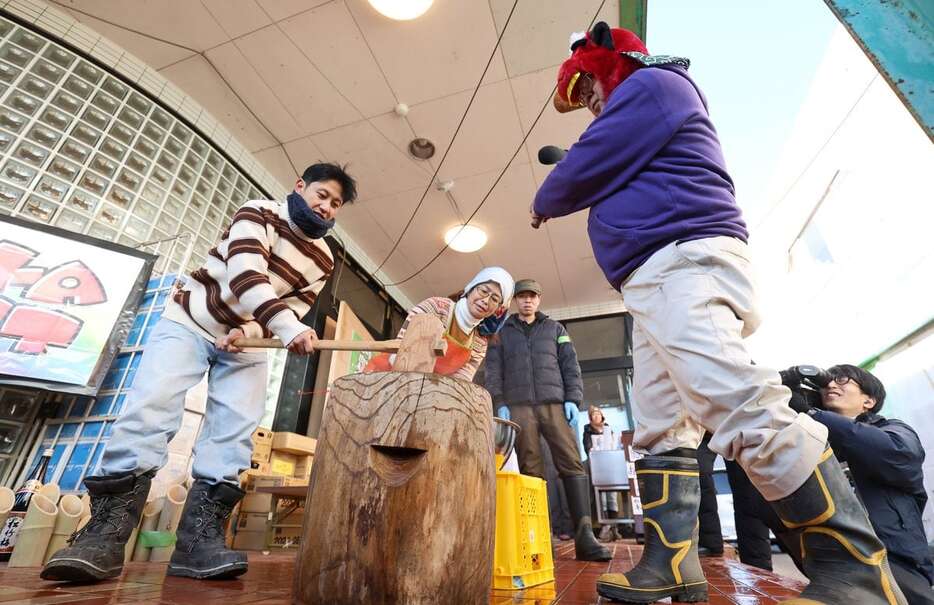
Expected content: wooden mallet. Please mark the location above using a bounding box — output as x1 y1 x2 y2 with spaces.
233 314 447 373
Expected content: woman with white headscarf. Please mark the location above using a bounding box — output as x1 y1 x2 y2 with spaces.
365 267 514 381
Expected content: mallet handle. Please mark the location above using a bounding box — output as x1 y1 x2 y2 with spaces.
234 338 402 352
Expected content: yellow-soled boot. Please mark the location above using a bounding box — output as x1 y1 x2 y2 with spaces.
769 449 907 605
595 454 707 603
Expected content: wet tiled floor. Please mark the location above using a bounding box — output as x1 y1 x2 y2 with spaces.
0 540 806 604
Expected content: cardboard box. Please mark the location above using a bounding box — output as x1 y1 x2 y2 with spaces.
252 427 273 445
233 530 266 551
251 443 271 464
276 510 304 528
237 512 271 533
270 525 302 548
269 451 298 476
241 492 273 513
250 461 271 474
293 456 313 480
271 432 316 456
242 473 305 494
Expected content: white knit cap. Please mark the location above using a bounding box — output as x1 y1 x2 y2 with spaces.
464 266 515 309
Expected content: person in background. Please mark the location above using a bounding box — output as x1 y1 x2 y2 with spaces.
365 267 514 381
43 163 356 583
486 279 610 561
786 364 933 605
542 437 575 542
695 433 724 557
583 406 620 542
532 20 902 604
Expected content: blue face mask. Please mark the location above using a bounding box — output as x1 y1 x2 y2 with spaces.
287 191 334 239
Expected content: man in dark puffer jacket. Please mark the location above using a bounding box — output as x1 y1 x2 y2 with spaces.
486 279 610 562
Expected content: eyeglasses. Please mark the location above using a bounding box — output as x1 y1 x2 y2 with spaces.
473 284 503 306
825 375 860 389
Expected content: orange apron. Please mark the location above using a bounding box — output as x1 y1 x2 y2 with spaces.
364 324 473 376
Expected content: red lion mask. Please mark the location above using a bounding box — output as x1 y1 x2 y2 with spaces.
554 21 648 113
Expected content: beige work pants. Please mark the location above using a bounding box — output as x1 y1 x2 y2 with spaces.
621 237 827 501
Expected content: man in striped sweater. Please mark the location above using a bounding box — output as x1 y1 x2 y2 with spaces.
42 163 357 584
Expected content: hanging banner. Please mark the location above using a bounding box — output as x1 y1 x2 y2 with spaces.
0 214 155 394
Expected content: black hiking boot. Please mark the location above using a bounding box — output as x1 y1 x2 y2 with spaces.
41 471 153 582
167 481 247 580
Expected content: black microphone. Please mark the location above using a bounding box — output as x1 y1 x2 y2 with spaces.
537 145 567 165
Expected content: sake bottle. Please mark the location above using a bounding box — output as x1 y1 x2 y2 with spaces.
0 448 53 559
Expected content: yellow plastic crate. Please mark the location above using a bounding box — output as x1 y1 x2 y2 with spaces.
493 471 555 590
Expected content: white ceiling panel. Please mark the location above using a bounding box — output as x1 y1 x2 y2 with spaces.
253 146 299 192
159 55 277 152
282 136 328 175
201 0 272 39
345 0 508 105
405 80 524 181
63 0 631 316
54 4 195 69
254 0 327 23
310 121 429 201
58 0 228 51
202 43 302 144
491 0 619 78
234 25 362 134
279 2 397 118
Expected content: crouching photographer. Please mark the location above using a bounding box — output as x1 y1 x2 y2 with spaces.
781 364 934 604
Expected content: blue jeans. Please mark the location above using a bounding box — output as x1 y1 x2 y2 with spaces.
99 318 268 485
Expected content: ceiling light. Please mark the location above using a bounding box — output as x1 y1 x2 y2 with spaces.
444 225 487 253
368 0 433 21
408 137 435 160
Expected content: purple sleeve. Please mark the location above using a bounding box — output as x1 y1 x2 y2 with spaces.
533 79 677 218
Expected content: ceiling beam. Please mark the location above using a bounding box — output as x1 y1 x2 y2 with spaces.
823 0 933 141
619 0 648 41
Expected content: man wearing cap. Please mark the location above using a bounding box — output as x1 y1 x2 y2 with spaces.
530 21 905 605
485 279 610 562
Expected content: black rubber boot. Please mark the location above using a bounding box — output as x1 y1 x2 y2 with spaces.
768 448 907 605
167 481 248 580
41 471 153 582
596 455 707 604
563 475 612 562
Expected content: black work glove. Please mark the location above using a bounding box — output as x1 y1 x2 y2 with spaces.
787 389 812 414
779 366 802 387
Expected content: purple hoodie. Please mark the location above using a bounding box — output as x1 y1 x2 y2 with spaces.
533 65 748 289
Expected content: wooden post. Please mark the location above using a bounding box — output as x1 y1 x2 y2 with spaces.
293 371 495 605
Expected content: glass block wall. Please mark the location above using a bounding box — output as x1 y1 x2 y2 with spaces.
0 16 290 491
0 16 267 275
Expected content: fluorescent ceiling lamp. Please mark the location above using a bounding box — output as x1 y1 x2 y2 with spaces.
444 224 487 253
367 0 433 20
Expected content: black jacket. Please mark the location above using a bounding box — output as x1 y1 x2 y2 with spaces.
811 409 933 583
484 312 583 406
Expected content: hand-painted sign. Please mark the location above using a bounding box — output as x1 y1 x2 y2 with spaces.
0 215 154 392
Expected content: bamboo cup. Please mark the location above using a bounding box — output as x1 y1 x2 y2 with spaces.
37 482 60 505
132 497 165 562
43 494 82 564
8 494 57 567
148 484 187 562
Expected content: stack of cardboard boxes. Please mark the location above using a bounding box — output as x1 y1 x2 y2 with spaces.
231 428 316 550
